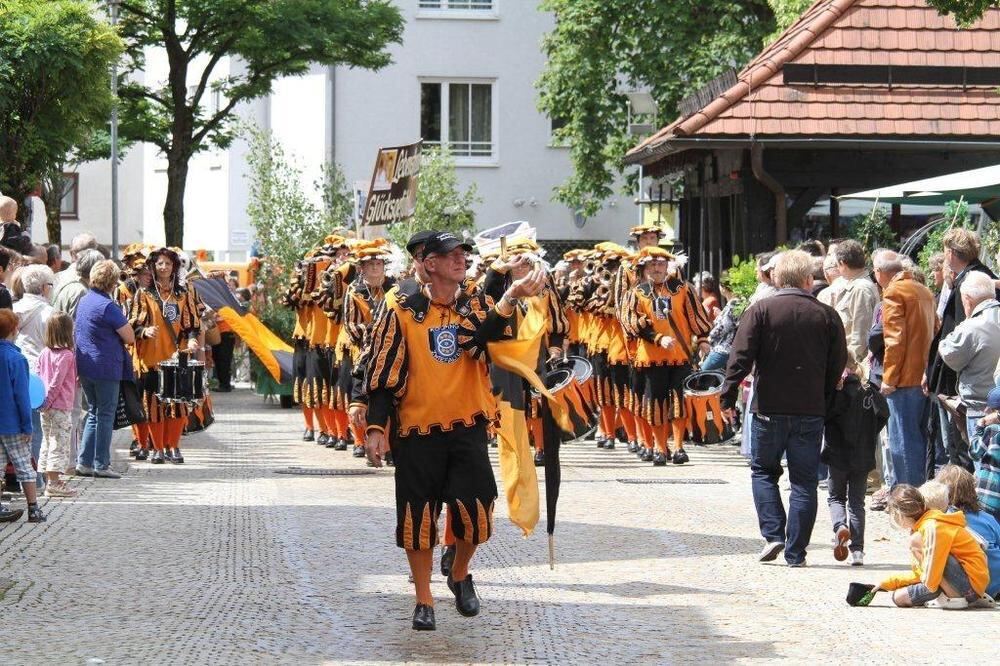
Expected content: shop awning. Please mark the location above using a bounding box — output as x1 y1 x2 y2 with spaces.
839 164 1000 206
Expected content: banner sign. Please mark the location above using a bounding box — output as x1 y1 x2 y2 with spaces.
361 141 422 226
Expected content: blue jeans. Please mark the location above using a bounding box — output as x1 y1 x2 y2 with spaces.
750 413 825 565
700 351 729 372
79 377 119 471
886 388 928 487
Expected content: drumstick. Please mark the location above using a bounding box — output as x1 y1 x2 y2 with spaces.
500 236 508 262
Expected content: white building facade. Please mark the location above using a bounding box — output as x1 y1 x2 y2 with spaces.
72 0 638 258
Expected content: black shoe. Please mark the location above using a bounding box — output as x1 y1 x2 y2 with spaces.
151 450 165 464
317 433 330 447
627 442 638 454
27 507 45 523
447 574 481 617
534 450 545 467
412 603 436 631
170 449 184 464
334 439 349 451
135 448 149 461
385 452 395 467
641 448 654 462
652 451 668 466
302 429 315 442
604 440 616 450
129 440 139 457
352 445 366 458
672 449 689 465
596 438 606 449
489 438 498 448
325 437 340 449
440 544 457 577
0 506 24 522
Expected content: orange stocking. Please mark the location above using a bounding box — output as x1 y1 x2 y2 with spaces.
302 406 315 430
317 407 335 436
671 418 686 452
442 508 456 547
619 409 638 444
636 416 654 450
165 417 185 448
652 423 671 454
528 417 544 453
599 408 616 441
133 422 152 450
148 420 166 451
333 410 349 441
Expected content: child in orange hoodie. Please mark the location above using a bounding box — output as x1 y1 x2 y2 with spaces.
875 485 989 608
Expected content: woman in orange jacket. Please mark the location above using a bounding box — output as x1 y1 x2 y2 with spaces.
876 484 989 608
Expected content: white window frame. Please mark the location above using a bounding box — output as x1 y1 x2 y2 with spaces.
416 0 499 21
419 77 499 168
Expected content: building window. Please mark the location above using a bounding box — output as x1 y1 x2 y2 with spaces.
59 173 79 220
419 0 494 10
420 80 495 162
549 114 570 148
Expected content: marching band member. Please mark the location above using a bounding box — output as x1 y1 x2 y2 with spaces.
343 244 395 457
282 261 316 441
119 244 154 460
630 246 712 465
364 231 545 631
316 237 353 450
128 247 201 464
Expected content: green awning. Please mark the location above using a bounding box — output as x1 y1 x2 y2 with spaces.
839 164 1000 206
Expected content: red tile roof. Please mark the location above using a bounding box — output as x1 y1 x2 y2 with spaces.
626 0 1000 163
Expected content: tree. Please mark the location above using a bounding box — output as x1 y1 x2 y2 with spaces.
386 147 480 250
847 205 896 256
117 0 404 248
769 0 814 34
0 0 122 227
918 199 975 274
536 0 777 217
926 0 998 23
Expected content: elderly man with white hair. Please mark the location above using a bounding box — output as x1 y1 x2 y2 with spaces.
53 232 99 294
939 271 1000 446
13 264 56 484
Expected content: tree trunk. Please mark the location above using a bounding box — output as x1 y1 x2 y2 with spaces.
163 151 189 247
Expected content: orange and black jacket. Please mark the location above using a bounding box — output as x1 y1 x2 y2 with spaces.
364 280 513 437
129 284 201 373
344 276 395 358
630 279 712 367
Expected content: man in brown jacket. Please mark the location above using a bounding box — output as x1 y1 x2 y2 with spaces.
873 250 936 487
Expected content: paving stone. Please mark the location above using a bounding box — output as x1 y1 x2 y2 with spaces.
0 390 993 664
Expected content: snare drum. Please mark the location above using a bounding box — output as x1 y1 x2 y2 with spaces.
683 371 733 445
558 355 597 421
533 368 595 442
158 358 206 404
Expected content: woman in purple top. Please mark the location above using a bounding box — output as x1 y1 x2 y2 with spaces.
74 260 136 478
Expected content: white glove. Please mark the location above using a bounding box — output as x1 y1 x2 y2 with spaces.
658 336 674 349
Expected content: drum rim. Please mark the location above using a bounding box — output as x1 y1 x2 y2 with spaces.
683 370 726 395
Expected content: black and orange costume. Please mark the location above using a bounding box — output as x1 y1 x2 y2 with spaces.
365 271 513 551
119 244 155 460
128 247 202 463
629 246 712 465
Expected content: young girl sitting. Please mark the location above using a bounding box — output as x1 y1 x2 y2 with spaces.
936 465 1000 601
875 484 988 609
37 312 78 498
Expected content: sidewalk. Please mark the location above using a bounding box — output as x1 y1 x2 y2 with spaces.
0 389 992 664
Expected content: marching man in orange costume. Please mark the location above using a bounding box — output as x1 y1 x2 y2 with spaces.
630 246 712 466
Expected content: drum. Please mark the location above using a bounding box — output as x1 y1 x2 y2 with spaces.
557 355 597 421
158 357 206 404
532 368 595 442
683 371 733 445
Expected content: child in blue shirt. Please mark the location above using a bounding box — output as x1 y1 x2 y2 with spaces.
0 310 44 522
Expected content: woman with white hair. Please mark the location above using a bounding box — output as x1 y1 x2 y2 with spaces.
13 263 55 483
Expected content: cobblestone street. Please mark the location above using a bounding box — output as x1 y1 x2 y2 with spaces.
0 389 993 664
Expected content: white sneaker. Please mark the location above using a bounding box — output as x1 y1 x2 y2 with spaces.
850 551 864 566
44 484 78 498
928 595 969 610
971 595 996 609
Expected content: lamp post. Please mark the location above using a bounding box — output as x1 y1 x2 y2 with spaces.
108 0 121 259
625 91 658 232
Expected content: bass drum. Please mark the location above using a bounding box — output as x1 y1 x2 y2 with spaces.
683 371 733 445
532 368 595 442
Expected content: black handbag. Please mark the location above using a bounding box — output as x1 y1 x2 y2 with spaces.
114 379 148 430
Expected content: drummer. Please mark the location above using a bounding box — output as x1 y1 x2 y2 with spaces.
128 247 202 464
119 244 155 460
629 246 712 465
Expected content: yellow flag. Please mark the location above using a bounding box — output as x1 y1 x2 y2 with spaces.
496 400 539 536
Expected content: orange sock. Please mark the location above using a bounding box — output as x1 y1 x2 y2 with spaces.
652 423 670 454
166 418 185 448
619 409 638 443
133 422 152 449
302 407 315 430
671 419 686 451
333 410 349 441
317 407 335 436
442 508 456 547
528 417 544 454
599 408 616 440
637 416 654 450
149 420 166 451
